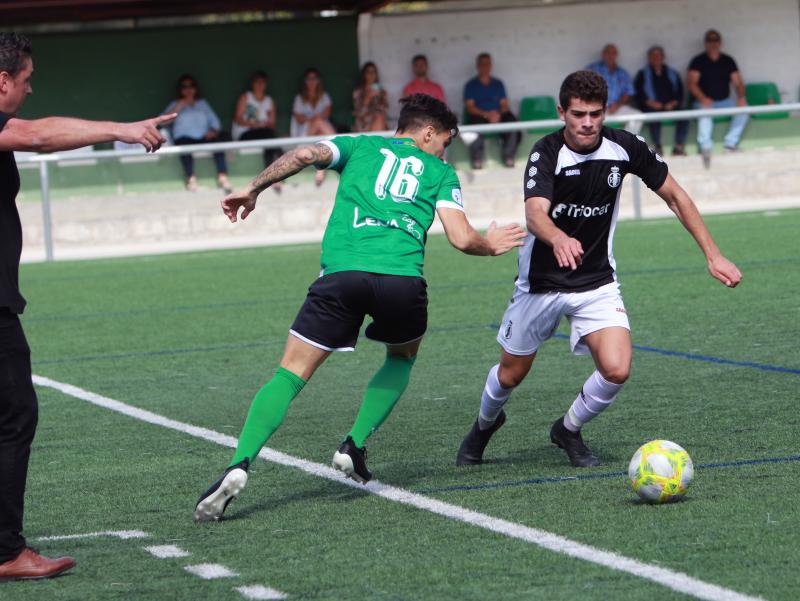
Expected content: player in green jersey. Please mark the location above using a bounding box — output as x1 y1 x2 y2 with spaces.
194 94 525 522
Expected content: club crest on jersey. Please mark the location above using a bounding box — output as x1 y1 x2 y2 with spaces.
607 166 622 188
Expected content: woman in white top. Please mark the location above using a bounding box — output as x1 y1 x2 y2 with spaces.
291 68 335 185
232 71 283 192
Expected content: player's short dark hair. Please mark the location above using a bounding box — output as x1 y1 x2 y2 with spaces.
412 54 427 64
0 33 32 77
559 70 608 110
397 94 458 136
476 52 491 63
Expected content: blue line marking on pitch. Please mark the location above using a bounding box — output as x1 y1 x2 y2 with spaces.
33 323 799 373
416 455 800 495
550 333 800 375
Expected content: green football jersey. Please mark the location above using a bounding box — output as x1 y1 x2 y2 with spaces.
318 135 463 277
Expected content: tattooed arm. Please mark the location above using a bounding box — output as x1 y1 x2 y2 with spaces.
221 142 334 222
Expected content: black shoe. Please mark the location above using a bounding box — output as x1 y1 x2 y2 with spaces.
549 418 601 467
456 410 507 466
193 459 249 522
332 437 372 484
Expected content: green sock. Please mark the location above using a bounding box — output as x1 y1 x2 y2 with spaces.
229 367 306 467
348 355 416 448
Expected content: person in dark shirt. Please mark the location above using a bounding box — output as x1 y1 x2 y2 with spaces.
463 52 521 169
455 70 741 469
687 29 749 167
634 46 689 156
0 32 172 581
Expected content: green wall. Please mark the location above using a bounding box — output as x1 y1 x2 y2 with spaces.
20 17 359 136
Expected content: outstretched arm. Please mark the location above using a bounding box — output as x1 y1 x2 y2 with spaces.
437 207 525 256
656 173 742 287
221 142 334 223
0 114 176 153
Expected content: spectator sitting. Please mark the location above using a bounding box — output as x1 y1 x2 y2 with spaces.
291 68 335 185
163 74 232 193
402 54 447 104
586 44 642 135
352 62 388 132
231 71 283 192
634 46 689 156
463 52 521 169
687 29 749 168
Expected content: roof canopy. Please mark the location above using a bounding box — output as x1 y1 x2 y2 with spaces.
0 0 393 26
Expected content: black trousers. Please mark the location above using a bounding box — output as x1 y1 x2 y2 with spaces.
0 309 37 563
466 111 522 163
239 127 283 168
174 134 230 178
642 108 689 147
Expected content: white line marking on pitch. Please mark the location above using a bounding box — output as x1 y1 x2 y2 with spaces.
236 584 288 600
36 530 149 541
184 563 239 579
144 545 191 559
33 374 764 601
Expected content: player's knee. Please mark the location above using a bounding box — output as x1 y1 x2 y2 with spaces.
600 362 630 384
497 364 527 388
387 350 417 363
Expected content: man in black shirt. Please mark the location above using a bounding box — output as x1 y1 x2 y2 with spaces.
634 46 689 156
687 29 749 167
456 70 741 468
0 33 173 581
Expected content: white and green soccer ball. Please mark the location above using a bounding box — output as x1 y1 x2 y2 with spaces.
628 440 694 504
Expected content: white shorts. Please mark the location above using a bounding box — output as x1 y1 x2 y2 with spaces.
496 282 630 356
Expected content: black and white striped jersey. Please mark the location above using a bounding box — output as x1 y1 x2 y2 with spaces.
518 126 668 294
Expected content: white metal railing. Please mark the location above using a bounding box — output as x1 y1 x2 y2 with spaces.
15 102 800 261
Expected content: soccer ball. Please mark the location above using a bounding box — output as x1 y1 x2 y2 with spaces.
628 440 694 504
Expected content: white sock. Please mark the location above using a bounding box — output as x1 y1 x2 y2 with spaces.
478 364 513 430
564 370 623 432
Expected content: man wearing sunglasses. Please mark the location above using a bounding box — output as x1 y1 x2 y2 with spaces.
687 29 749 168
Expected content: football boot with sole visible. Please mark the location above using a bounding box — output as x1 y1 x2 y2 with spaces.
194 459 249 522
332 436 372 484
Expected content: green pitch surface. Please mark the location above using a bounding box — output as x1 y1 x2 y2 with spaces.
10 209 798 601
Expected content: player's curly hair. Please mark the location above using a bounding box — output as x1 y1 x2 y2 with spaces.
559 70 608 110
0 33 32 77
397 94 459 136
